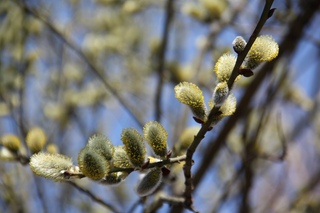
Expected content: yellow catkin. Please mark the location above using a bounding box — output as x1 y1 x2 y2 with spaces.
174 82 207 122
46 144 59 154
78 147 109 180
143 121 168 158
214 53 237 82
200 0 227 19
1 134 21 152
87 134 114 161
121 128 146 167
112 146 132 169
26 127 47 153
245 35 279 69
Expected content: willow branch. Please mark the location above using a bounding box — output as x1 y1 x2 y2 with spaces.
193 0 320 190
182 1 275 211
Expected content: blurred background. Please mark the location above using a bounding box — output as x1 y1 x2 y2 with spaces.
0 0 320 212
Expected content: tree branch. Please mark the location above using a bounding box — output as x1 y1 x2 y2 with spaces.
193 0 319 190
182 1 275 211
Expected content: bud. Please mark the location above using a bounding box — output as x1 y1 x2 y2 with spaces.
143 121 168 158
26 127 47 153
174 82 207 122
87 134 114 161
101 172 129 185
78 147 109 180
245 35 279 69
232 36 247 54
214 53 237 82
136 168 162 197
213 82 229 107
1 134 21 152
30 152 73 181
121 128 146 167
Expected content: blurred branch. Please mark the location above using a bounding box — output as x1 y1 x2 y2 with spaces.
144 193 184 213
182 1 275 211
289 169 320 211
193 0 320 191
13 0 144 127
154 0 175 122
32 176 48 213
66 181 121 213
258 113 287 162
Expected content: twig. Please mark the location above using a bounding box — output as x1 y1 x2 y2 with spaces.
13 0 144 127
258 112 287 162
66 181 121 213
182 1 275 211
65 155 187 179
154 0 175 122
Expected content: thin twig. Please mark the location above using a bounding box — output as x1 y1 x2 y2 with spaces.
182 1 275 211
144 193 184 213
67 181 121 213
154 0 175 122
65 155 187 179
13 0 144 127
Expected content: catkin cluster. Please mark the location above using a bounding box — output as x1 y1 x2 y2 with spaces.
174 35 279 126
28 121 170 196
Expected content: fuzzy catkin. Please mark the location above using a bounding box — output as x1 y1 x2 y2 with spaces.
174 82 207 122
143 121 168 158
121 128 146 167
